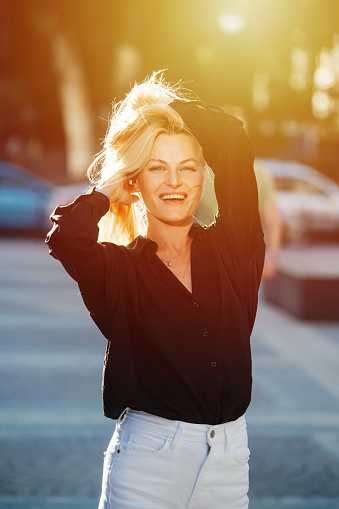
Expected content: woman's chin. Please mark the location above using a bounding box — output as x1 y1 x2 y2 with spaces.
148 212 194 228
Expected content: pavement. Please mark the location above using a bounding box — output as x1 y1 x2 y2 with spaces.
1 238 339 509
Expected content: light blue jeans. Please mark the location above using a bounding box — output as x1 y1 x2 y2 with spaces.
98 409 249 509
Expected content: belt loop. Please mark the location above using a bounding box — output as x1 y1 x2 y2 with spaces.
118 407 128 425
169 421 184 451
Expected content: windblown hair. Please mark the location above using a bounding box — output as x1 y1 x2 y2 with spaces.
87 71 199 245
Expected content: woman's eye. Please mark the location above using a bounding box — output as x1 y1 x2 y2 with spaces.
149 166 165 172
181 167 195 173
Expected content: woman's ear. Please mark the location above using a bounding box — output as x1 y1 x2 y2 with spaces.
129 179 140 193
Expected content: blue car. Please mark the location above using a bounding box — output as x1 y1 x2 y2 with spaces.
0 161 53 232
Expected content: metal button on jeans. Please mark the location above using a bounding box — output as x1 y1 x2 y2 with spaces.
210 430 215 438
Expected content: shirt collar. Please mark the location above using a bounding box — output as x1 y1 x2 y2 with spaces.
189 221 203 240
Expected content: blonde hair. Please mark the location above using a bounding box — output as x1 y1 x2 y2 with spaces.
87 71 200 245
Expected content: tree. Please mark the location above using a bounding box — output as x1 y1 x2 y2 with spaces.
50 21 95 180
23 0 96 181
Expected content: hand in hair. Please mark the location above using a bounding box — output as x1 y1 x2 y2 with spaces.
100 178 140 206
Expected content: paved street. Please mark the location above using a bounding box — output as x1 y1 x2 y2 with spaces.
1 238 339 509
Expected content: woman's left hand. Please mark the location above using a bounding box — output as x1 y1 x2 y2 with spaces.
99 178 140 206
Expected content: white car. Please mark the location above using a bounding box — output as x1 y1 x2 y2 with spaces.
258 158 339 243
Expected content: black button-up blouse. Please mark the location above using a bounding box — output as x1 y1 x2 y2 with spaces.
46 101 265 425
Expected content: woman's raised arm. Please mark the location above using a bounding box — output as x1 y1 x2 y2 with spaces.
171 101 264 263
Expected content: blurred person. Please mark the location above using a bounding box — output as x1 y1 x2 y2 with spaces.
46 73 265 509
196 161 281 281
253 159 281 280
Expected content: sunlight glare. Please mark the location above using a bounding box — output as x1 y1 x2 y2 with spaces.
218 13 246 35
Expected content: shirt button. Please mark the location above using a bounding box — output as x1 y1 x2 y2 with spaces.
203 331 208 337
210 430 215 438
211 361 217 368
193 302 199 307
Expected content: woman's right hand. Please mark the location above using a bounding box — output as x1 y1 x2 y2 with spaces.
99 178 140 206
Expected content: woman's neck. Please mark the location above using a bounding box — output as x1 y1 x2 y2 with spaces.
147 217 193 293
146 221 193 255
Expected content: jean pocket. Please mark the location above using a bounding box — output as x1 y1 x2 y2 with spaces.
232 432 250 466
123 431 169 456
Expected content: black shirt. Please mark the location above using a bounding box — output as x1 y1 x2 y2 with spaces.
46 101 265 425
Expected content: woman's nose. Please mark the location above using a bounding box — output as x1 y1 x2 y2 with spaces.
165 170 181 188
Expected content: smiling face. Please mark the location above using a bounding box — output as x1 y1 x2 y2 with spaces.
135 133 206 228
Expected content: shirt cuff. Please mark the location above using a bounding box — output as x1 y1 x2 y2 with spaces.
94 186 110 200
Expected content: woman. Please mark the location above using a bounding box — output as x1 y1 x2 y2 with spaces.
46 72 265 508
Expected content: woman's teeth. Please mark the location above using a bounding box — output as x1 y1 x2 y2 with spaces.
160 194 185 200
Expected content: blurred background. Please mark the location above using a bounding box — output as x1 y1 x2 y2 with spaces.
1 1 339 508
2 0 339 249
1 0 339 184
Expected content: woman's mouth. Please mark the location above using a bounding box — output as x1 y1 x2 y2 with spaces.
159 193 187 202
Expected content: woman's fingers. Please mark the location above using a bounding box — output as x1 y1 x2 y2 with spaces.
101 179 139 206
122 190 140 205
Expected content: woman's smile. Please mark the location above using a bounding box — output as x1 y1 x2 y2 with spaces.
159 192 188 203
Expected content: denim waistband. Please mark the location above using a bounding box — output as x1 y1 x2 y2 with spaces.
118 408 246 447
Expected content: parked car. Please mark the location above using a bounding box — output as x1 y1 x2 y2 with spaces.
258 158 339 242
0 161 53 233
